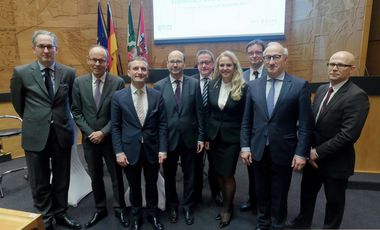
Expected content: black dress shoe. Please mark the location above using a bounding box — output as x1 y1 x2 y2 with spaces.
239 200 252 212
115 209 130 228
85 210 108 228
184 209 194 225
215 213 222 221
168 208 178 224
213 193 223 206
130 219 141 230
147 216 164 230
55 214 82 229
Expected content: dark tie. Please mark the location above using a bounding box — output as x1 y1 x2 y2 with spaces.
202 78 209 107
43 68 54 100
267 79 276 116
320 87 334 113
253 70 259 79
174 80 181 111
94 79 101 109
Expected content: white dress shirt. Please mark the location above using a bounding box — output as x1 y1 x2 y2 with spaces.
92 73 106 98
218 80 232 110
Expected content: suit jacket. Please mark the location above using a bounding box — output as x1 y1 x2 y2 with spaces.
243 67 267 82
10 61 75 152
71 73 125 141
111 86 168 165
312 81 369 178
154 75 205 152
240 73 314 165
207 79 247 143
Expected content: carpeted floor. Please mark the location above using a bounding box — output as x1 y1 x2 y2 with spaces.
1 146 380 229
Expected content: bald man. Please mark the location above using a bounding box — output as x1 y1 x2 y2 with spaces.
287 51 369 229
154 50 205 225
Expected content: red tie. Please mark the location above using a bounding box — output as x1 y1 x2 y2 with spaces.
320 87 334 113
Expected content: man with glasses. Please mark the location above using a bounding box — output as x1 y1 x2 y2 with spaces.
243 39 267 82
10 30 80 230
240 42 314 230
241 40 267 213
287 51 369 229
71 45 128 228
191 49 222 207
154 50 205 225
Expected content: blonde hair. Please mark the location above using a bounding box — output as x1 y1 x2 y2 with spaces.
213 50 245 101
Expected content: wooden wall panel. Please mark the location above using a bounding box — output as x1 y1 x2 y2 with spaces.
0 0 373 93
355 96 380 173
366 0 380 75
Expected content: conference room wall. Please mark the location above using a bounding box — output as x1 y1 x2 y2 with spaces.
0 0 374 93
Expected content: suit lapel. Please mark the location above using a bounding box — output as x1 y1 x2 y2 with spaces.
31 62 50 99
313 84 328 119
317 81 351 122
84 75 97 110
145 88 155 122
209 79 221 110
179 76 190 114
257 77 269 118
163 77 179 114
126 87 141 126
271 74 292 117
54 64 63 93
97 74 111 112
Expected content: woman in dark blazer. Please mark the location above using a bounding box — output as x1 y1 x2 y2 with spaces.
207 50 247 228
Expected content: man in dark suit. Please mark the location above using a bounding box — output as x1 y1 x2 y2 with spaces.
10 30 81 230
154 50 205 225
71 45 128 228
112 57 168 230
243 39 267 82
191 49 222 207
240 42 314 230
241 40 267 213
287 51 369 229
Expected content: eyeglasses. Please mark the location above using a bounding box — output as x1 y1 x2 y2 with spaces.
198 61 212 66
89 58 107 64
36 44 56 50
326 63 352 69
247 51 263 56
264 55 282 62
168 60 183 65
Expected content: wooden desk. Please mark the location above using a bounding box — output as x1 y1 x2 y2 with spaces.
0 208 44 230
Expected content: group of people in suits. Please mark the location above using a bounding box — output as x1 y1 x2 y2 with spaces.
10 29 369 230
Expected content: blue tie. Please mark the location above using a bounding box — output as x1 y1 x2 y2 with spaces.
267 79 276 116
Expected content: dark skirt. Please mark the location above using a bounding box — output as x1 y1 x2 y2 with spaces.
210 133 240 176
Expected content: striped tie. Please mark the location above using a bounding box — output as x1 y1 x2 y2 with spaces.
202 78 209 107
136 89 145 125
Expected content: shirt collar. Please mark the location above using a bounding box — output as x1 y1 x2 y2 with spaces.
330 79 349 92
200 74 212 80
131 83 146 94
92 72 106 84
38 61 55 72
170 75 183 83
267 72 285 81
251 64 264 75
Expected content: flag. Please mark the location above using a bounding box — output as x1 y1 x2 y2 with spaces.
127 1 137 61
137 0 148 61
107 1 119 75
97 0 108 49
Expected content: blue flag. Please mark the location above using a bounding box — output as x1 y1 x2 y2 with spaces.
97 0 108 49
